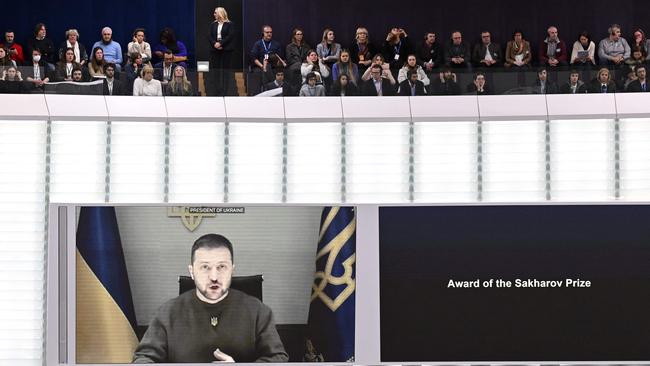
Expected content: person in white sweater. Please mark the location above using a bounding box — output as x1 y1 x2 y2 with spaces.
397 54 430 86
133 65 162 96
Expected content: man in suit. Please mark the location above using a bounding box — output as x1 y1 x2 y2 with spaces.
531 67 557 94
154 49 177 85
626 65 649 92
466 72 491 95
587 67 617 93
103 63 125 95
559 70 587 94
362 64 396 96
398 69 426 96
430 67 461 95
472 31 501 69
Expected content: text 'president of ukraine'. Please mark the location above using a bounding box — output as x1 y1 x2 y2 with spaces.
133 234 289 363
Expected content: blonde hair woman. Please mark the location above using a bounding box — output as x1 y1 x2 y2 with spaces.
133 65 162 96
209 6 236 95
166 65 194 96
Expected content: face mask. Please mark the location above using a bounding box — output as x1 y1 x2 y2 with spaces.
33 55 41 62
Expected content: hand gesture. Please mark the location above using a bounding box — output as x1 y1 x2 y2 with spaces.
213 348 234 363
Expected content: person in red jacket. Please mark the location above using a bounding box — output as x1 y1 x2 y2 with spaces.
1 30 25 65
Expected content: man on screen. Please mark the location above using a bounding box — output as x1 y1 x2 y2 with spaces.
133 234 288 363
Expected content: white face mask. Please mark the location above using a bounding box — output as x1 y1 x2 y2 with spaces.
33 55 41 62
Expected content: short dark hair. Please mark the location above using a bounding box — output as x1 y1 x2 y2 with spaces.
33 23 46 36
306 71 317 81
103 62 116 72
569 69 580 76
473 71 485 80
191 234 234 264
407 69 418 78
164 49 174 55
636 65 646 75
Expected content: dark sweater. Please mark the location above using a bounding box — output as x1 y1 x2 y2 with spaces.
133 289 288 363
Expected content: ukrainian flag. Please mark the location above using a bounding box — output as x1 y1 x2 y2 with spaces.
305 207 356 362
76 206 138 363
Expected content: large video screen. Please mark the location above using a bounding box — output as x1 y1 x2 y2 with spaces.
379 205 650 362
69 205 356 364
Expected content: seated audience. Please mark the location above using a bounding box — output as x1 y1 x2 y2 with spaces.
1 65 22 81
620 66 638 91
587 67 617 93
631 28 649 56
88 47 106 79
332 49 359 85
430 67 461 95
165 65 194 96
58 29 88 66
570 31 596 67
92 27 123 71
472 31 502 68
350 27 376 74
397 54 430 87
133 65 162 96
626 65 649 92
125 52 149 91
0 65 25 93
444 31 471 69
285 28 310 87
361 54 395 84
24 48 51 88
103 63 126 95
250 25 285 95
417 31 443 74
466 71 490 95
55 47 82 81
625 46 646 68
154 49 177 85
382 27 413 71
361 63 396 96
539 26 567 68
505 30 531 68
398 68 427 96
27 23 55 66
0 47 17 70
598 24 630 66
531 68 557 94
559 70 587 94
2 30 25 65
316 28 341 70
299 72 325 96
153 27 187 67
301 50 327 84
264 68 293 95
329 73 358 96
128 28 152 64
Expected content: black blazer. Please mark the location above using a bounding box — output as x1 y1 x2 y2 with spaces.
559 82 587 94
398 79 426 96
531 79 558 94
587 80 616 93
209 21 236 51
472 43 502 65
362 78 396 96
103 78 126 95
626 79 650 92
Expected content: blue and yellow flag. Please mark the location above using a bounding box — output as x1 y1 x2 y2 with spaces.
305 207 356 362
76 206 138 363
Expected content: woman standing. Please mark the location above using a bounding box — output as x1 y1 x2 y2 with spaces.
209 7 236 96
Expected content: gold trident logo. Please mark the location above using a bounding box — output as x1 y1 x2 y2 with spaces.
167 207 216 232
311 208 356 312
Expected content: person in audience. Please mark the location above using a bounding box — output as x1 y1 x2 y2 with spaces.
531 67 557 94
55 67 88 95
360 54 395 84
598 24 630 66
416 31 443 75
430 67 460 95
382 27 413 72
329 73 358 96
24 48 51 88
128 28 152 64
55 47 82 81
539 26 567 68
88 47 106 79
125 52 148 93
444 31 471 69
153 27 188 67
299 72 325 96
361 63 396 96
0 47 16 71
397 54 429 87
58 29 88 66
209 7 236 96
398 68 426 96
626 65 649 92
1 65 22 81
0 65 25 93
505 30 532 68
2 30 25 65
103 63 125 95
466 71 490 95
250 25 285 95
154 49 177 85
27 23 55 66
350 27 376 75
301 49 327 85
285 28 310 88
133 65 162 96
559 70 587 94
620 66 638 91
587 67 616 93
332 49 359 85
92 27 123 71
625 46 646 68
166 65 194 96
316 28 342 71
472 31 501 69
630 28 649 56
570 31 596 67
264 68 293 95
